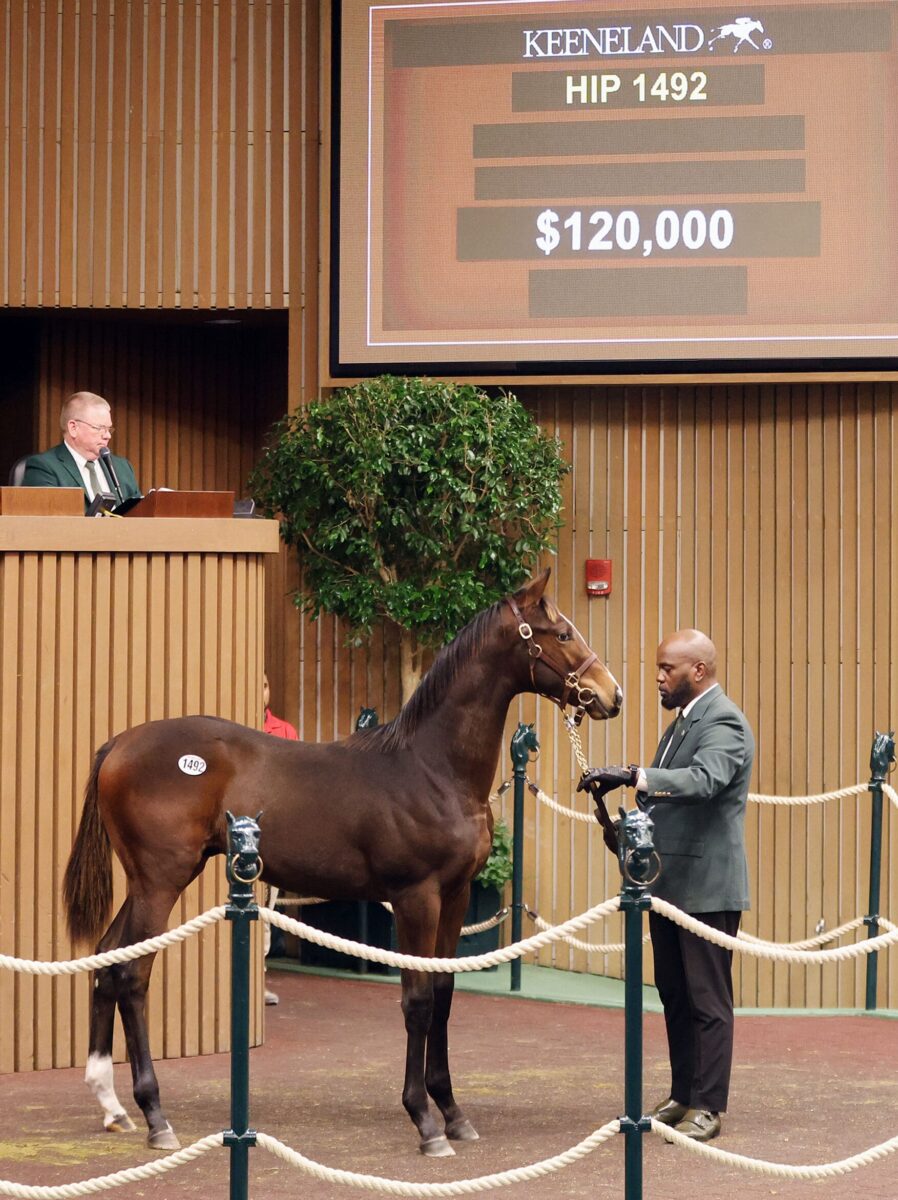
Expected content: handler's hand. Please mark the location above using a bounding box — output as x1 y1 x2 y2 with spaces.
577 765 638 792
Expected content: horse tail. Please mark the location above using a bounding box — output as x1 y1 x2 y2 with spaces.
63 741 116 945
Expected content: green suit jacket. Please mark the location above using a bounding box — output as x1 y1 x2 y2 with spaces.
643 687 754 912
22 443 141 510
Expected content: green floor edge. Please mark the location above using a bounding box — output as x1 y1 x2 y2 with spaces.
268 958 897 1019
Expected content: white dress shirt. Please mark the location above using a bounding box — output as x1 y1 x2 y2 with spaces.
64 443 102 500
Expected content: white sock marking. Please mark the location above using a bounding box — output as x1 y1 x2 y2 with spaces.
85 1052 127 1128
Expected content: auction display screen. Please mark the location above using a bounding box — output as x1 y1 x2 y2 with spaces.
331 0 898 375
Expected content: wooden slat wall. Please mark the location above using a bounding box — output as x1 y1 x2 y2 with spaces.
28 314 287 497
0 0 291 310
522 382 898 1010
0 535 268 1074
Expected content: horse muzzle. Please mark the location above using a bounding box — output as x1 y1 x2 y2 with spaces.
582 683 623 721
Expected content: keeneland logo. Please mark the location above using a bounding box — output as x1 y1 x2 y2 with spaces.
522 15 771 59
708 16 766 52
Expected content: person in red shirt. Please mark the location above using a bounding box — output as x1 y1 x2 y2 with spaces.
262 672 298 1004
264 672 298 740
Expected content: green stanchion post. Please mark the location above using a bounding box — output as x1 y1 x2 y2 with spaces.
617 807 657 1200
865 731 894 1012
509 723 538 992
224 811 262 1200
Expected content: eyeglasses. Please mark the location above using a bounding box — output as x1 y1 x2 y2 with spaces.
73 418 114 435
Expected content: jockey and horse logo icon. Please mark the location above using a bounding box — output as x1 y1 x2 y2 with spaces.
708 16 770 52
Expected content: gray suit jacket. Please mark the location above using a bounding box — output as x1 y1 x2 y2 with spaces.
643 687 754 912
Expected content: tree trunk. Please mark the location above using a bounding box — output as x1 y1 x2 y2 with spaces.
398 626 424 705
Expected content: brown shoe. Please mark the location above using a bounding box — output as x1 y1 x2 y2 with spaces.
650 1097 689 1126
674 1109 721 1141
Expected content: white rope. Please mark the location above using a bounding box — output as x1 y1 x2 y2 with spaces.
528 912 648 955
267 898 508 936
458 911 510 936
652 1120 898 1179
884 783 898 812
737 916 871 950
255 1122 621 1194
747 783 866 805
261 896 622 972
531 778 892 821
5 898 892 979
0 909 227 976
650 898 898 963
0 1134 223 1198
529 783 594 823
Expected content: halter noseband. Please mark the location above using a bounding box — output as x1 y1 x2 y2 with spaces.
506 597 600 724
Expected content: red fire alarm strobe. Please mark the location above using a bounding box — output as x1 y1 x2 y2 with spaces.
585 559 612 597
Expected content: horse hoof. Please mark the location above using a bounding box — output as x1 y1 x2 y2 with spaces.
420 1135 455 1157
446 1119 479 1142
105 1113 137 1134
147 1125 181 1151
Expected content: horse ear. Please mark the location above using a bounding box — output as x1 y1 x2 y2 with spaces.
513 566 551 607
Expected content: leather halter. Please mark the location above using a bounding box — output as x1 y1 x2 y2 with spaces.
506 596 600 722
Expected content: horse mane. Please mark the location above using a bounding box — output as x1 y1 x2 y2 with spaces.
349 599 505 753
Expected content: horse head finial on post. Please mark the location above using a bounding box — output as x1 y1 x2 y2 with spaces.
618 806 661 889
226 811 264 902
355 706 379 731
869 731 895 784
511 722 539 772
865 732 894 1012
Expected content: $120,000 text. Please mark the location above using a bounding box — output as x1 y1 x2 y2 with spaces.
535 207 735 257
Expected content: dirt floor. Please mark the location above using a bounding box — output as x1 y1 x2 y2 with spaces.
1 968 896 1200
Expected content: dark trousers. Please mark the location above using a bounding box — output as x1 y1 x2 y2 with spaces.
649 909 741 1113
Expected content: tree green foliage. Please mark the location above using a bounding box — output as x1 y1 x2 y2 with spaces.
475 816 514 890
249 376 570 657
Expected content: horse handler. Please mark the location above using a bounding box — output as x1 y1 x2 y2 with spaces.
579 629 755 1143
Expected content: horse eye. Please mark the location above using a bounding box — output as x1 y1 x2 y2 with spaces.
557 630 573 642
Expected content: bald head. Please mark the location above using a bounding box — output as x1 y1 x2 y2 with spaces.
655 629 718 711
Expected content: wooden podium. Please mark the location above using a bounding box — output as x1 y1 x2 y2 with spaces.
124 489 234 518
0 486 83 515
0 511 280 1073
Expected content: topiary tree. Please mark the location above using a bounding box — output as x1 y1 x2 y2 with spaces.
249 375 570 701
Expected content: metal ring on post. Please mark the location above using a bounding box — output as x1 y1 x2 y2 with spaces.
622 849 661 887
230 857 264 885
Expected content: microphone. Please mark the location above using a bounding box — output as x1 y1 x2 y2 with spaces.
99 446 124 507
